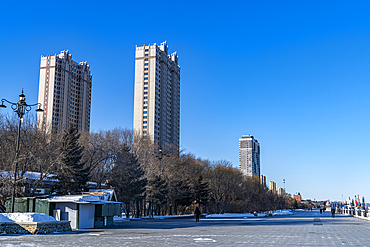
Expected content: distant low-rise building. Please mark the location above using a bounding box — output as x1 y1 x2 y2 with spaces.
278 187 285 195
6 195 121 229
293 192 302 201
345 198 351 205
269 181 276 193
260 175 266 187
43 195 121 229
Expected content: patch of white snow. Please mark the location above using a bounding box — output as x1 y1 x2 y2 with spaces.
142 214 194 219
113 216 129 222
205 213 255 218
272 210 293 216
194 238 216 242
0 213 57 223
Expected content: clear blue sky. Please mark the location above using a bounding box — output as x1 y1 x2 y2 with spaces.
1 1 370 202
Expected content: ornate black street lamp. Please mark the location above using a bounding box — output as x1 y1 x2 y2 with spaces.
0 90 43 213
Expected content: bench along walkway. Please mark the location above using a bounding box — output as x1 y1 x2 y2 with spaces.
1 209 370 246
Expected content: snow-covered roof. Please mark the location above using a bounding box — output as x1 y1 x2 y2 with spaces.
87 189 117 201
23 171 59 182
44 195 121 204
0 171 108 188
86 182 108 188
0 171 58 182
89 189 115 193
44 195 100 203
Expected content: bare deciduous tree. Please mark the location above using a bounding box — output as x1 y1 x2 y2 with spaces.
84 128 132 188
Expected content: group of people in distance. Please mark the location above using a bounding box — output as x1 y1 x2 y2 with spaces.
320 206 336 218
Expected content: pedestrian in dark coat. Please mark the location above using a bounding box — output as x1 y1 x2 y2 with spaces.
331 207 335 218
194 207 201 222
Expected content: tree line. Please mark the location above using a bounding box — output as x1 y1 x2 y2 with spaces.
0 113 309 216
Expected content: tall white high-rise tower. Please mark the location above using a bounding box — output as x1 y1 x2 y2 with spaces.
133 42 180 148
239 135 260 176
37 50 92 132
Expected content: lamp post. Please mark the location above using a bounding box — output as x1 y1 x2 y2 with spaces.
155 149 170 214
156 149 170 172
157 149 163 160
0 90 44 213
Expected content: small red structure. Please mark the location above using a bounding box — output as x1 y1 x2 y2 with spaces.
293 193 302 201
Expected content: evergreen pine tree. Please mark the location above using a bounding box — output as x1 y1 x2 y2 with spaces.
193 174 209 205
148 175 168 215
56 124 89 194
108 145 147 218
172 179 193 210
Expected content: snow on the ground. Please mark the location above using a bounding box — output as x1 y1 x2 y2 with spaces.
206 213 255 218
115 214 220 221
272 210 293 216
142 214 194 219
0 213 57 223
206 210 294 218
257 213 269 217
113 216 130 222
122 213 258 220
206 213 273 218
114 209 295 221
114 214 196 221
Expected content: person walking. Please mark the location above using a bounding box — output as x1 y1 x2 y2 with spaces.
331 207 335 218
194 207 201 222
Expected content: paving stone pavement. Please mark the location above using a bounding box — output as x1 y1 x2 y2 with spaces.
1 209 370 246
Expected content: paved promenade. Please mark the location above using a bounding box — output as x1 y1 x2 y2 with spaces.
1 209 370 246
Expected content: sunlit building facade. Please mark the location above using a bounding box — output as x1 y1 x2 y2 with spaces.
37 50 92 132
260 175 266 187
239 135 260 176
269 181 276 193
133 41 180 148
278 187 285 195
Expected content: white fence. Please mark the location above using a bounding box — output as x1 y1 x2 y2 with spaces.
340 207 368 219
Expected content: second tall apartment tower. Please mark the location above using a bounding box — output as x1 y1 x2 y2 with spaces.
133 42 180 148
